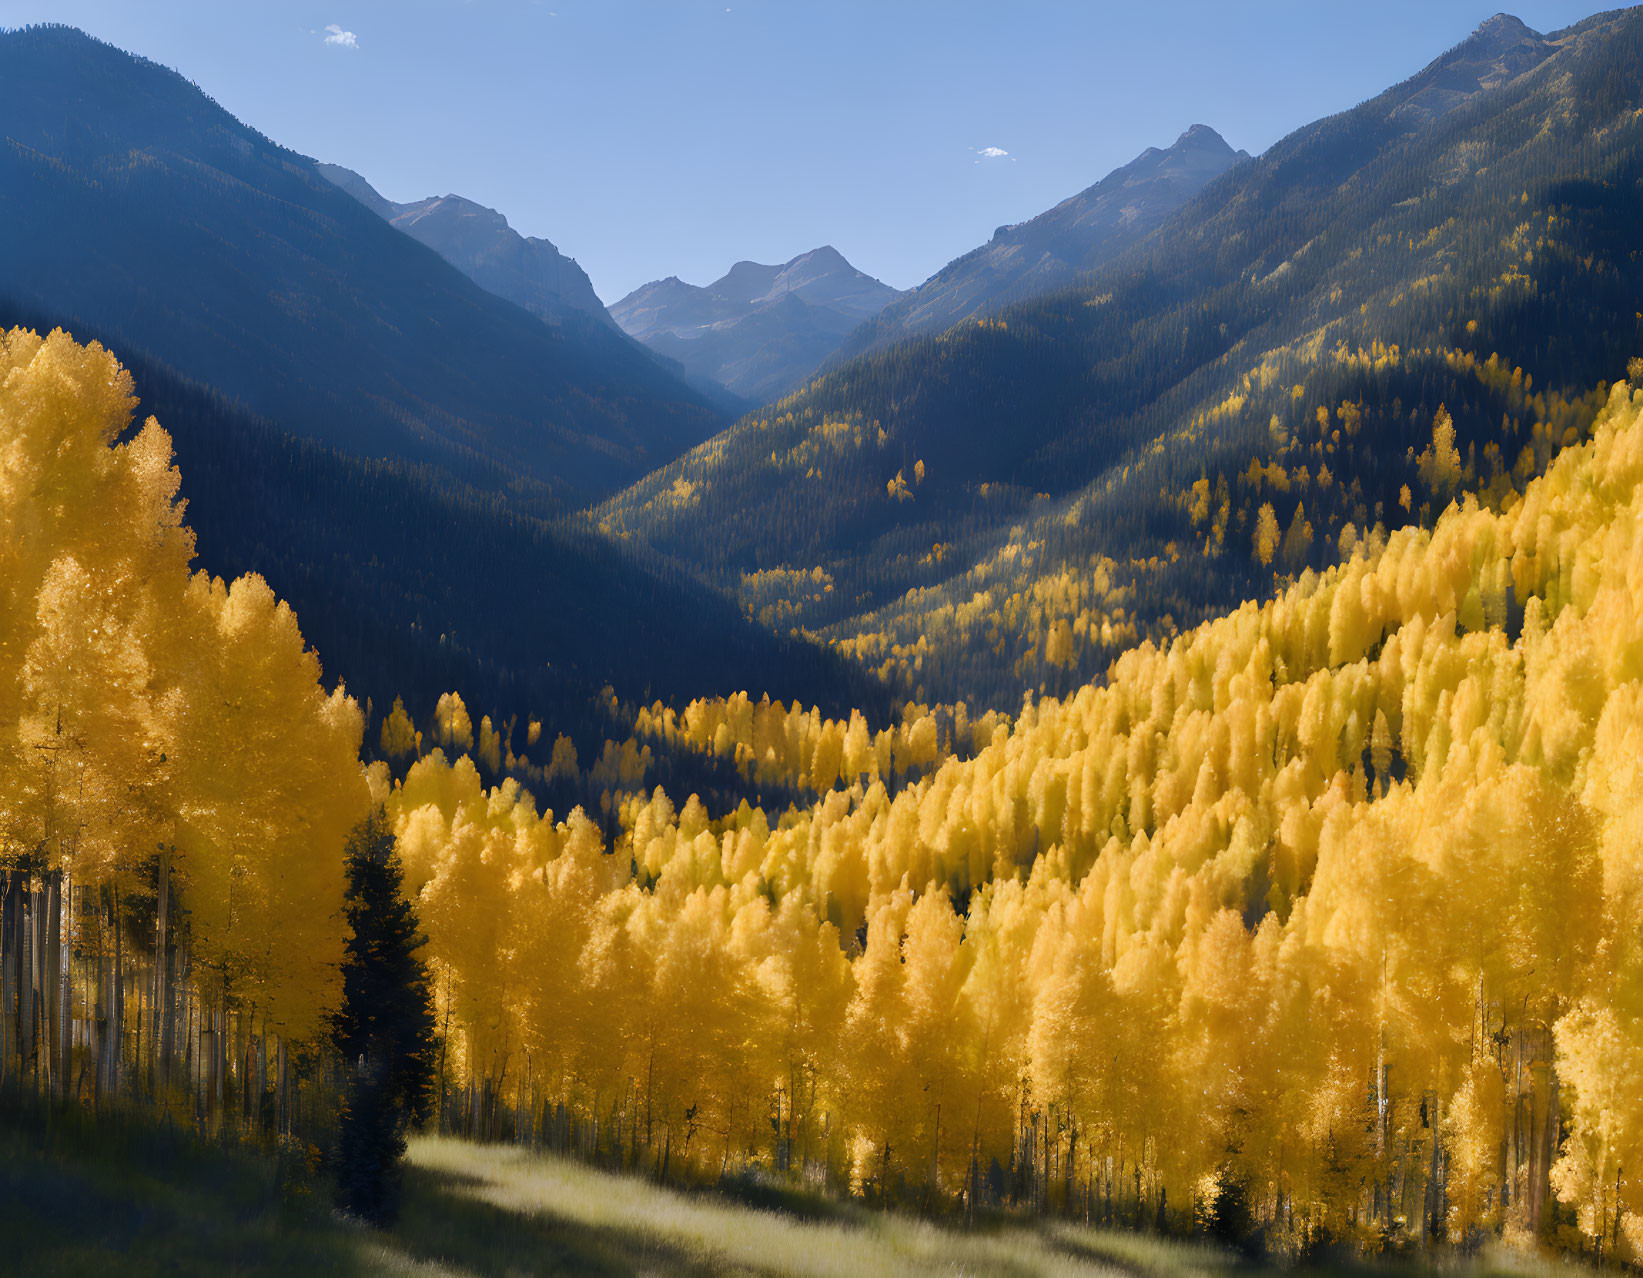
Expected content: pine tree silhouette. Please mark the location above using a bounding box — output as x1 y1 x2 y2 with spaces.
333 810 438 1224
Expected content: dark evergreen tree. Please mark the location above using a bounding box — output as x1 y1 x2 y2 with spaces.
332 809 438 1225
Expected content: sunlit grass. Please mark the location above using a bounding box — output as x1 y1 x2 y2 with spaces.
380 1137 1234 1278
1 1115 1595 1278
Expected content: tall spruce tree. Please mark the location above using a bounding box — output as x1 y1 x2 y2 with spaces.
332 809 437 1224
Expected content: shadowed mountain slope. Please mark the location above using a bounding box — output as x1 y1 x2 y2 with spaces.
315 161 617 331
0 292 883 760
598 9 1643 705
0 24 722 509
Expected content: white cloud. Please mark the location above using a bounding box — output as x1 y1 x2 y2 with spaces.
977 146 1009 159
323 24 358 49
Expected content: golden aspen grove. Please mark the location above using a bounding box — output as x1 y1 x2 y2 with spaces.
12 316 1643 1263
18 8 1643 1272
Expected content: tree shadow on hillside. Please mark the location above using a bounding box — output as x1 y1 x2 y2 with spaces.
383 1164 758 1278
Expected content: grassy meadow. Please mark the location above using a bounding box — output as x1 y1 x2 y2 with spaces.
0 1112 1595 1278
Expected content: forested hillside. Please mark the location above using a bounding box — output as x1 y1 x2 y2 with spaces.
394 361 1643 1257
14 325 1643 1264
11 7 1643 1270
0 24 722 507
598 9 1643 705
0 296 879 768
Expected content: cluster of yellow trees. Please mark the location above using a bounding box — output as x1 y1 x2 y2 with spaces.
10 328 1643 1261
626 692 1005 796
386 373 1643 1257
0 329 369 1124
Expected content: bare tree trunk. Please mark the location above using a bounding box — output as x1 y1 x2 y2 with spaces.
92 909 106 1111
276 1037 289 1135
1535 1064 1561 1239
159 934 176 1098
20 875 34 1094
1427 1096 1444 1244
111 885 125 1099
39 873 58 1098
215 992 227 1125
201 1001 216 1126
56 875 71 1103
31 876 47 1095
1 873 16 1093
152 852 169 1096
256 1029 267 1132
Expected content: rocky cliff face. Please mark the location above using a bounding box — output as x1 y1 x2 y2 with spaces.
317 163 615 328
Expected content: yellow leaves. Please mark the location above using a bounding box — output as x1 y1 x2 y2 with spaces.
1552 999 1643 1241
433 690 474 753
0 329 371 1041
1418 405 1464 502
1282 502 1314 571
380 695 417 760
544 732 579 784
886 469 913 502
1253 503 1280 566
1044 618 1076 669
34 322 1643 1232
1187 477 1212 526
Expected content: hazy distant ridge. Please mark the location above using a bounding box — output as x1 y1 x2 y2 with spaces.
611 246 904 402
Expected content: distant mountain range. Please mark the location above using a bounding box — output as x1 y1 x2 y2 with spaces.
9 8 1641 726
0 23 878 739
315 162 617 331
0 24 721 509
599 8 1643 704
611 247 904 402
836 123 1249 361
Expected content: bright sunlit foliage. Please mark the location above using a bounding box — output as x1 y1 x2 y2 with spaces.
389 366 1643 1257
10 330 1643 1262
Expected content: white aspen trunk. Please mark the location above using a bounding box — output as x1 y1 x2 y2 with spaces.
30 878 46 1093
92 923 105 1109
158 934 176 1097
1 873 15 1090
1537 1065 1560 1238
217 994 227 1122
43 873 60 1099
19 877 34 1094
55 875 71 1103
202 1004 216 1124
152 853 169 1094
109 885 123 1099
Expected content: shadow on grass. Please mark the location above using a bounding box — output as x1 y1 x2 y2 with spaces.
0 1103 361 1277
385 1163 746 1277
704 1166 858 1225
0 1108 786 1278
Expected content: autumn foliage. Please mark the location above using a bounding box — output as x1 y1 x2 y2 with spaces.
387 371 1643 1258
8 329 1643 1261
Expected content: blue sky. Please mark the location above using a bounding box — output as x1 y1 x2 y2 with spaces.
0 1 1604 300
